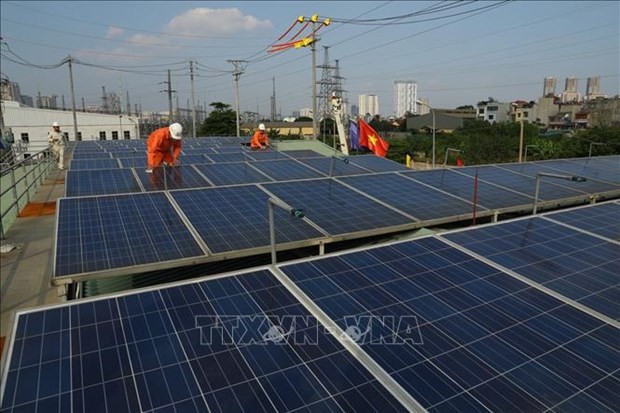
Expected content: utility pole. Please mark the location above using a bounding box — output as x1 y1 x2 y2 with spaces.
102 86 108 113
159 70 175 123
189 60 196 138
227 59 247 138
67 55 79 142
518 118 524 163
81 97 85 112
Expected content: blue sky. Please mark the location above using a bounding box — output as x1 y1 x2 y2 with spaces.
1 1 618 117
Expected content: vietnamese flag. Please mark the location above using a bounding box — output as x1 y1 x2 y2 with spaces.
358 117 389 157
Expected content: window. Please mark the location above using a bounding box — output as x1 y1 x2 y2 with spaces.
124 131 131 139
63 132 69 142
112 131 119 140
99 131 106 140
488 106 498 112
523 112 529 118
21 133 29 143
77 132 82 141
488 115 495 120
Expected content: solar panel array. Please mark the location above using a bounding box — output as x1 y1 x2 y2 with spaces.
57 141 620 281
4 201 619 412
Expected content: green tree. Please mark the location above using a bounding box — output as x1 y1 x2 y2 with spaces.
198 102 236 136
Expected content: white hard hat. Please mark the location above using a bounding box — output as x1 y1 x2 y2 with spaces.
169 123 182 140
259 123 266 131
52 122 60 127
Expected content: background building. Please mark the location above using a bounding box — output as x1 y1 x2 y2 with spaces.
358 94 379 117
393 80 418 118
561 77 580 103
543 77 556 97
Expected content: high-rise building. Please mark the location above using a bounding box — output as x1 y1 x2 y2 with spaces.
561 77 580 103
350 104 359 117
358 94 379 117
586 76 600 96
393 80 417 117
543 77 556 97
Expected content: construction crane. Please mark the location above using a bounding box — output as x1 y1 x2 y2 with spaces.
330 92 348 155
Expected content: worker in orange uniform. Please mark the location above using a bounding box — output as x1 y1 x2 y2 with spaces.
250 123 269 150
145 123 183 173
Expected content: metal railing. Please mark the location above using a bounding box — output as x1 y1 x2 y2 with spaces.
0 147 55 240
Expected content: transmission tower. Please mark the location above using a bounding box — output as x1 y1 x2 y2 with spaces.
332 59 348 118
317 46 336 122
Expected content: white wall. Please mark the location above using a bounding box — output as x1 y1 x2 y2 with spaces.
2 100 140 153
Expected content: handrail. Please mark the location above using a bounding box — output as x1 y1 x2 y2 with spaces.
0 147 56 240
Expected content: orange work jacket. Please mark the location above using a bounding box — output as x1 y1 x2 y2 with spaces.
146 127 182 167
250 130 269 149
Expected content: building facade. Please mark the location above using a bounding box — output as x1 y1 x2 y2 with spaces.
393 80 417 118
2 100 141 154
358 94 379 117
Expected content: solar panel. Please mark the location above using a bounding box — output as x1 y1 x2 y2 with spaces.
1 270 407 412
297 157 371 177
193 163 273 186
206 153 249 163
261 179 414 236
280 150 324 158
535 157 620 185
170 185 325 253
248 159 326 181
442 216 620 320
247 150 291 161
71 152 113 160
339 173 483 220
54 192 206 279
541 202 620 241
65 169 142 197
134 165 212 191
69 159 121 170
496 162 620 193
347 155 408 172
401 168 534 210
454 165 589 201
278 236 619 412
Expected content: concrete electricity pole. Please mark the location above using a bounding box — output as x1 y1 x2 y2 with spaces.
159 70 176 123
66 55 79 142
227 60 247 139
190 60 196 138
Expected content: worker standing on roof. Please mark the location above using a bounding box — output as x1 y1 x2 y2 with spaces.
145 123 183 173
250 123 269 150
48 121 66 170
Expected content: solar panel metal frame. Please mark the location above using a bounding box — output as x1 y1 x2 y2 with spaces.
0 267 417 413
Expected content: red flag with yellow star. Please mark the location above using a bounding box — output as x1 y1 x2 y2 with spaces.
358 118 389 157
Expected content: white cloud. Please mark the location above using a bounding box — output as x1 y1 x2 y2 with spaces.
165 8 272 37
106 26 125 39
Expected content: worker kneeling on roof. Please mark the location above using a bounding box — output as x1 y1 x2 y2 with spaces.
250 123 269 150
145 123 182 173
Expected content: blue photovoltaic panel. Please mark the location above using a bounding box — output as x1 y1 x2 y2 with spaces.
118 156 147 168
69 159 121 170
443 217 620 320
181 148 217 155
247 150 290 161
280 236 620 412
193 163 273 186
297 157 371 177
171 186 324 253
281 150 324 158
339 173 482 220
535 158 620 185
402 168 533 210
455 165 588 201
54 192 205 277
211 146 248 153
71 152 112 160
542 202 620 241
261 179 413 235
496 162 620 193
1 271 406 413
135 165 211 191
348 155 408 172
250 159 326 181
65 169 142 197
206 153 249 163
